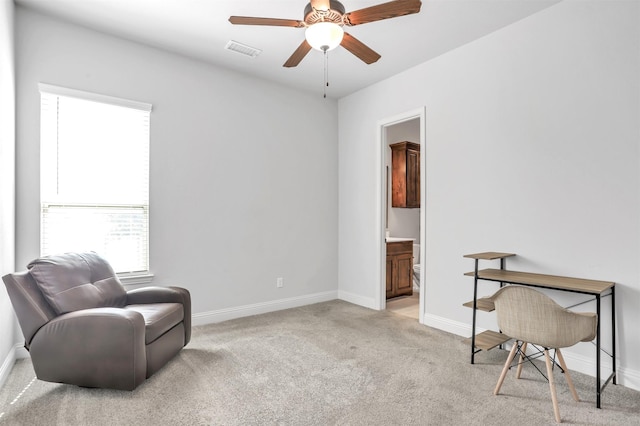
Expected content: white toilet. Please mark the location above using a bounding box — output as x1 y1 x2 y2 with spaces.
412 244 421 292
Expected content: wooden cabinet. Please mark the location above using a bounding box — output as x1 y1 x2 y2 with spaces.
390 141 420 208
386 240 413 299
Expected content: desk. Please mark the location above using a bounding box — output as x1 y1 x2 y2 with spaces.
464 252 616 409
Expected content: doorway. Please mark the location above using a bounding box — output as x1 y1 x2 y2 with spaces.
377 108 426 323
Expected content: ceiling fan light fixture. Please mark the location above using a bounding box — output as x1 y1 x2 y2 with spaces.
305 22 344 52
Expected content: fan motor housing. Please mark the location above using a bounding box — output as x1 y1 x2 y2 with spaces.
304 1 346 25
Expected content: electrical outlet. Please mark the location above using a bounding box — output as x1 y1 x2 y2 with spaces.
276 277 284 288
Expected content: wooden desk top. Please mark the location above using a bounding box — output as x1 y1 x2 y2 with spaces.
464 268 614 295
463 252 516 260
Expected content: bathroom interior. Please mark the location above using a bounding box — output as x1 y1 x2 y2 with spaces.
384 118 421 320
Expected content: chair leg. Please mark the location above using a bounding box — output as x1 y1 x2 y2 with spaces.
516 342 528 379
544 348 562 423
494 341 520 395
556 348 579 402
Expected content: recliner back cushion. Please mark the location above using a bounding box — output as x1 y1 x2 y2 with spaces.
28 252 127 315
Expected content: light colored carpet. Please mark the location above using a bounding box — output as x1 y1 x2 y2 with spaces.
0 300 638 425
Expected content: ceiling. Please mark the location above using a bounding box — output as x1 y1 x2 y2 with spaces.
15 0 562 99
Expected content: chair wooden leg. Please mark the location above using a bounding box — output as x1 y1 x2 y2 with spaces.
544 348 562 423
494 341 519 395
516 342 527 379
556 348 579 402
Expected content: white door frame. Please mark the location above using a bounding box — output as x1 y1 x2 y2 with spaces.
376 107 426 324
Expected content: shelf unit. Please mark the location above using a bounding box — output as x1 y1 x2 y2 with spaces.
463 252 516 362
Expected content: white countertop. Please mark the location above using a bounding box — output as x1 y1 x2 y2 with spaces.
385 237 415 243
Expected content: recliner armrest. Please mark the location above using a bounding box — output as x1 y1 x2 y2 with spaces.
126 286 191 345
29 307 147 390
126 286 183 304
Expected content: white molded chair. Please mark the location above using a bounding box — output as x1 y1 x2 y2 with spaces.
489 285 597 423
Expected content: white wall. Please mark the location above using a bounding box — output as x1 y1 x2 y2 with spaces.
0 0 18 389
15 7 339 323
338 0 640 389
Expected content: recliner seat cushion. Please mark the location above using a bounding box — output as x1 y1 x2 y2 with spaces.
28 252 127 315
125 303 184 344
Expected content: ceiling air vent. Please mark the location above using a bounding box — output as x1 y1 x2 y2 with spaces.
225 40 262 58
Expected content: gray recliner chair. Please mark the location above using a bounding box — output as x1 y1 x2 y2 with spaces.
2 252 191 391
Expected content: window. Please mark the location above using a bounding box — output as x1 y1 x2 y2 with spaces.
39 84 151 276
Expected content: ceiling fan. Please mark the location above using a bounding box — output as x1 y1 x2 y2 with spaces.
229 0 422 67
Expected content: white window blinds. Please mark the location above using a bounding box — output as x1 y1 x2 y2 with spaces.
39 84 151 274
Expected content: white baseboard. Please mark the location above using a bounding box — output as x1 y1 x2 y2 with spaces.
616 365 640 391
337 290 377 310
559 349 613 378
191 290 338 326
15 346 28 359
560 350 640 392
0 343 26 390
422 312 472 337
0 346 15 390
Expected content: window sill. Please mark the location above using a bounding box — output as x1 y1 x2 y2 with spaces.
118 272 154 288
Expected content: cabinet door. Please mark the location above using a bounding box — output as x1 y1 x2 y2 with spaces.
390 142 420 208
391 150 407 207
386 256 393 298
396 254 414 296
406 149 420 208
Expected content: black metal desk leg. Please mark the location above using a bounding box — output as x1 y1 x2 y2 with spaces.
471 259 479 364
596 294 601 409
612 287 617 385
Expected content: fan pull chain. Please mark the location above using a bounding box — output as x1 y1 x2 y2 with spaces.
323 47 329 99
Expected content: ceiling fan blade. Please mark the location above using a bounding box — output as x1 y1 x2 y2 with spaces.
340 32 381 64
283 40 312 67
310 0 330 11
344 0 422 26
229 16 304 28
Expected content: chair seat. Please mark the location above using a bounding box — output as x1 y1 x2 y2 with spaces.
126 303 184 344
